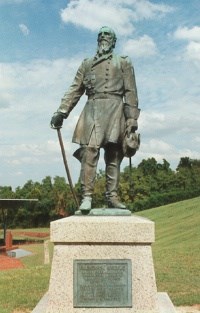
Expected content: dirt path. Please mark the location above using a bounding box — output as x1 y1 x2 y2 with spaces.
0 255 24 270
177 305 200 313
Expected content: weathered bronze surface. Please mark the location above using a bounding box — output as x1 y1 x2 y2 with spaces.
75 208 131 216
73 259 132 307
51 26 140 213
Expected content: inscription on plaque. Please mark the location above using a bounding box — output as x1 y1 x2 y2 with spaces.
73 259 132 307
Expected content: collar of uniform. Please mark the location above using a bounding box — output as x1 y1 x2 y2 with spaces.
92 52 113 67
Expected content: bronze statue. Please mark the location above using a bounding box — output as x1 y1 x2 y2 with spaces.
51 26 140 213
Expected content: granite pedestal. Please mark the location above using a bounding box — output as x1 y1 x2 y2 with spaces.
32 214 176 313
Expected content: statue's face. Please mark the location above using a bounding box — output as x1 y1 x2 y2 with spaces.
98 30 114 47
97 28 115 55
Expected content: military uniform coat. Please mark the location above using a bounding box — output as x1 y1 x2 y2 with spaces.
58 53 138 147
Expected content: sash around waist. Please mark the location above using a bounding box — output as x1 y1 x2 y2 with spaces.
88 93 123 100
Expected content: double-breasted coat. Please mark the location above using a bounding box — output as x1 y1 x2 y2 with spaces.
58 52 139 147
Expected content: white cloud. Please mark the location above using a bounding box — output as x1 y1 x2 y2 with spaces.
140 112 166 132
19 23 30 36
122 35 157 57
0 58 82 93
1 140 75 165
15 171 23 176
0 93 12 108
141 138 174 155
194 136 200 143
185 41 200 62
61 0 134 36
0 56 84 151
174 26 200 42
173 26 200 64
0 56 87 188
60 0 173 36
137 140 200 169
133 0 173 19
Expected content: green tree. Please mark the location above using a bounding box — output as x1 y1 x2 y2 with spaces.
2 156 200 227
138 158 158 176
0 186 15 199
52 176 76 216
93 170 105 207
176 157 192 170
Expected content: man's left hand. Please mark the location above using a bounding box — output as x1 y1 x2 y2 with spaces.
125 118 138 136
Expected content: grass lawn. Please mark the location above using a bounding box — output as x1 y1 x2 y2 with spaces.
0 197 199 312
135 196 200 306
0 231 52 313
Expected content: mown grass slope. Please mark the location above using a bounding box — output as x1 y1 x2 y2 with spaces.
135 196 200 305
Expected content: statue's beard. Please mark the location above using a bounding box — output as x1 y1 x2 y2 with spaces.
97 40 113 56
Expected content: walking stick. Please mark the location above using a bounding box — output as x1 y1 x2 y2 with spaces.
57 128 79 210
129 156 134 202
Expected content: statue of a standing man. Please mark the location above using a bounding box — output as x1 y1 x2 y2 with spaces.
51 26 140 213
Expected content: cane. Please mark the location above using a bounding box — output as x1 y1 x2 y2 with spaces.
57 128 79 210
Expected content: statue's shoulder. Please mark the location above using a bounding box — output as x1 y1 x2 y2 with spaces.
119 55 132 64
80 57 94 70
120 55 129 59
82 57 93 65
113 54 132 65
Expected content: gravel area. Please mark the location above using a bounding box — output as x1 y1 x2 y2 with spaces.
12 305 200 313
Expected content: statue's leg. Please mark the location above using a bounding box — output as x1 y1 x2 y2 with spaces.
104 144 126 209
79 146 100 212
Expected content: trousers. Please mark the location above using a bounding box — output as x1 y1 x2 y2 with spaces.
75 143 123 200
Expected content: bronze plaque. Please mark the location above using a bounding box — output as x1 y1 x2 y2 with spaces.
73 259 132 307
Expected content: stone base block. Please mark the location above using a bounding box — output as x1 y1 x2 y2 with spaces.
32 293 176 313
46 244 158 313
31 215 176 313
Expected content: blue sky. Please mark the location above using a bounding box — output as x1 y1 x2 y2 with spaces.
0 0 200 189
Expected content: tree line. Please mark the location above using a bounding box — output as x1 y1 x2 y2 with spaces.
0 157 200 228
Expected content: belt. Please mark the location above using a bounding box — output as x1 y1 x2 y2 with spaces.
88 93 123 100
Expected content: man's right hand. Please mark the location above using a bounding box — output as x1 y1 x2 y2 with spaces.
50 112 67 129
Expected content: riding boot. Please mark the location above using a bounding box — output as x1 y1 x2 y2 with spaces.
104 144 126 209
78 147 100 212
